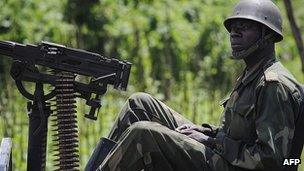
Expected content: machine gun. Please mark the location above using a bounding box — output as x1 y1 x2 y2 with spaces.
0 40 132 170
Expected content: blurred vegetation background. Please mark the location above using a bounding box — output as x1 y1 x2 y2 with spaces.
0 0 303 170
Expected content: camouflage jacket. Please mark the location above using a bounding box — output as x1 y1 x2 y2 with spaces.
213 57 302 170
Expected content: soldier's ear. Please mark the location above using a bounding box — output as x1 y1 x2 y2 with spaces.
263 27 277 44
265 27 274 37
269 32 278 44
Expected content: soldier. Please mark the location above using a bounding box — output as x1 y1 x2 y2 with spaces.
93 0 303 170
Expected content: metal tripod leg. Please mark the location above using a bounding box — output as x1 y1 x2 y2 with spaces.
26 83 51 171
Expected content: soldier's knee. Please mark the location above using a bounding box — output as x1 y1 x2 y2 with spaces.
129 121 150 131
131 121 163 133
128 92 152 104
129 121 162 135
127 121 151 136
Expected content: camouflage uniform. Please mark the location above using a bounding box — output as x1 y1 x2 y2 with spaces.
97 56 302 171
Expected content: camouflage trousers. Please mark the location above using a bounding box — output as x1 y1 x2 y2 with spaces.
97 93 233 171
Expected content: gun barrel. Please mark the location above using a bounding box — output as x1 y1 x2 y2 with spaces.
0 41 16 57
0 40 132 91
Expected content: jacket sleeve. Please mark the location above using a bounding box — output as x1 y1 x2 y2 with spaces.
214 81 299 170
201 123 219 137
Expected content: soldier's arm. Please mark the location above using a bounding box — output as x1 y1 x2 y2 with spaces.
215 81 299 170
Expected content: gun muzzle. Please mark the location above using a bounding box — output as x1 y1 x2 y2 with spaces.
0 41 15 56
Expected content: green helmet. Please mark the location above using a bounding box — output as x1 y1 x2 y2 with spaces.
224 0 283 42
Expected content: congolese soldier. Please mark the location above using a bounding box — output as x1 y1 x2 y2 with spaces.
91 0 303 170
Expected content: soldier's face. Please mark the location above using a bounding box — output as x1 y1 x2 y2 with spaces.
229 19 262 53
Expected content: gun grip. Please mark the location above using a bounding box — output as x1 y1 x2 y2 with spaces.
85 107 98 120
85 96 101 120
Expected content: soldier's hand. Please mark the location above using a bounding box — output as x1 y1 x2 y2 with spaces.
177 128 215 147
175 124 212 134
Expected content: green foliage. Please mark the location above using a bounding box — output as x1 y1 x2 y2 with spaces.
0 0 303 170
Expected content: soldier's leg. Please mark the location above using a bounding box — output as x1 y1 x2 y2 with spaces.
86 93 193 170
108 92 193 141
98 121 212 171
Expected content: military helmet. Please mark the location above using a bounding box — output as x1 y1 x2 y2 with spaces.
224 0 283 42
